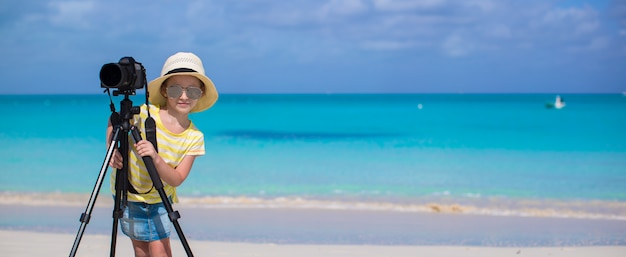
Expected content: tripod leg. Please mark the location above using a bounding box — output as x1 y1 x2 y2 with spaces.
109 123 133 257
110 173 123 257
68 127 121 257
130 127 195 257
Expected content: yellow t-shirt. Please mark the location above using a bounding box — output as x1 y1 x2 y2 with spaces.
111 104 205 204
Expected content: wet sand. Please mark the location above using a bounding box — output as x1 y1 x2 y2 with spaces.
2 229 626 257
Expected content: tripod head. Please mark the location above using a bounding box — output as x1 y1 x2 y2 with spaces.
114 94 141 130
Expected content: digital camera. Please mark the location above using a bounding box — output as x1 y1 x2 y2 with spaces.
99 57 146 91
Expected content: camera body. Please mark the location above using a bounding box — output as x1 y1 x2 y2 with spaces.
100 57 146 91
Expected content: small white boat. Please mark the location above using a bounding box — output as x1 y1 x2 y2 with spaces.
546 95 566 109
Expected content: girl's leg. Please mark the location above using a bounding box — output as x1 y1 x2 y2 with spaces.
131 239 150 257
148 238 172 257
131 238 171 257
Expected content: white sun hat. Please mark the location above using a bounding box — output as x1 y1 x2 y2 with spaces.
147 52 218 113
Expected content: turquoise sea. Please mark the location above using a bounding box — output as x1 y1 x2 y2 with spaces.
1 93 626 219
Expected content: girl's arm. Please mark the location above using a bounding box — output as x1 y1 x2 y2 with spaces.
133 139 195 187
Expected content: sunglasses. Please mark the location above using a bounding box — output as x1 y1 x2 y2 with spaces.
166 85 203 100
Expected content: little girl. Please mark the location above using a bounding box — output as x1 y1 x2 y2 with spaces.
107 52 218 257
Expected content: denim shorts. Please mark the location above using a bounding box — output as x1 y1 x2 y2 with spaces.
120 201 172 241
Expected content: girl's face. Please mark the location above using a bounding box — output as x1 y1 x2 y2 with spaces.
161 75 204 114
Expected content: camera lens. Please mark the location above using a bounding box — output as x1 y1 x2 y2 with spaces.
100 63 124 88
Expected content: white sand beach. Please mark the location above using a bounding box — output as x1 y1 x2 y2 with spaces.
2 192 626 256
2 230 625 257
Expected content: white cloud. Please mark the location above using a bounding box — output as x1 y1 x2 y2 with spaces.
588 37 609 50
0 0 623 94
462 0 497 12
567 36 609 52
361 40 419 50
200 0 619 62
372 0 446 12
542 7 583 23
442 34 473 57
47 0 96 28
484 24 513 39
540 6 600 35
319 0 368 16
8 1 615 60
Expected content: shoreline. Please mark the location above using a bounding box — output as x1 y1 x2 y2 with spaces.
2 201 626 247
2 230 626 257
2 191 626 220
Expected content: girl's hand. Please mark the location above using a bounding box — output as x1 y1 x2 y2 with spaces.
134 139 158 160
109 148 123 169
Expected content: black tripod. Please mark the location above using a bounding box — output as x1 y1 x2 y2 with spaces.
69 93 194 257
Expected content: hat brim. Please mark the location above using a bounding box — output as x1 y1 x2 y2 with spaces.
147 72 218 113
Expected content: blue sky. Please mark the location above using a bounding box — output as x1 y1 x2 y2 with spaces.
1 0 624 94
